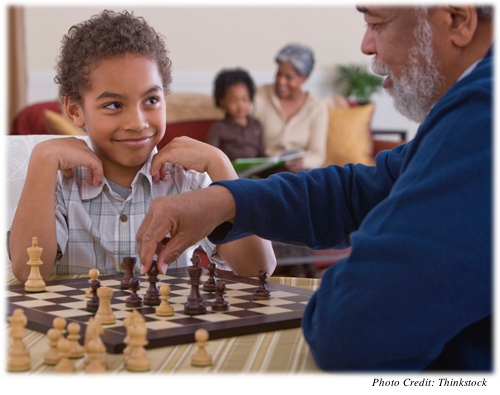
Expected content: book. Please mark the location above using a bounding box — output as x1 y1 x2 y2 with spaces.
232 149 310 178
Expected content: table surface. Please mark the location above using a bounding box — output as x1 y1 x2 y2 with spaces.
5 273 322 374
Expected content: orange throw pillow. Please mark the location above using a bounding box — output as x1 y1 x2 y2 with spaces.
43 110 87 136
323 103 375 167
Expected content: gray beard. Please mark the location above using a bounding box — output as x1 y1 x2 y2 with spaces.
371 9 445 123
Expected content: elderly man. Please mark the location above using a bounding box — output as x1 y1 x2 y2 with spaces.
138 6 493 371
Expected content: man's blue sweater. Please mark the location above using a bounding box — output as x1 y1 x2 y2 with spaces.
211 48 492 371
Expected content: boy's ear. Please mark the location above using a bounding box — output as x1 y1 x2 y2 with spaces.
64 96 85 127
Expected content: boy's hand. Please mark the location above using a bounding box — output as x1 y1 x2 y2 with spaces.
150 136 238 182
34 137 104 186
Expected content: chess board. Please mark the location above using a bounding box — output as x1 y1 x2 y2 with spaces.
6 268 314 353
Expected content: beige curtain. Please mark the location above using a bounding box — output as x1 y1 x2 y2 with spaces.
7 6 27 134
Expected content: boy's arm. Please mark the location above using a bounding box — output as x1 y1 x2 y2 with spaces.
10 146 60 282
9 138 103 283
148 137 277 276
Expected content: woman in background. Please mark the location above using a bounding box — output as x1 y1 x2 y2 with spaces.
252 44 329 173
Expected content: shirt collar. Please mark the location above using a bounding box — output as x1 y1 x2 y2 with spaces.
79 136 157 200
224 114 251 127
456 58 482 83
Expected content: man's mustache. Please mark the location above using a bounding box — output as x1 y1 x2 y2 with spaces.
371 56 392 77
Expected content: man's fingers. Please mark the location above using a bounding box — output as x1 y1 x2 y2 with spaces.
157 234 185 266
139 237 157 274
137 209 173 273
158 261 168 275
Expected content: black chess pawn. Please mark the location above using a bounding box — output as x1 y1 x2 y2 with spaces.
144 261 161 306
211 282 230 312
86 279 100 312
121 257 136 289
125 276 144 308
184 258 206 315
254 270 271 300
203 262 217 292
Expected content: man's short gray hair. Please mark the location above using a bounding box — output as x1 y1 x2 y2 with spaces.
275 44 315 77
477 6 493 19
418 5 493 20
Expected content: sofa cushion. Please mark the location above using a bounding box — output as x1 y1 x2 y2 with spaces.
10 100 61 135
44 109 87 136
323 103 375 167
165 93 224 124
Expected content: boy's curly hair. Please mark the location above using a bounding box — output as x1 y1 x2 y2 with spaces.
213 68 255 108
55 10 172 102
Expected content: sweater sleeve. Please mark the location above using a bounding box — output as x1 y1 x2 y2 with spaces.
210 144 404 249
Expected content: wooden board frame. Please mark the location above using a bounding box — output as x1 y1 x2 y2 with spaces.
6 268 314 353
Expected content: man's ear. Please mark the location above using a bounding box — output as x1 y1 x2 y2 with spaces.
64 96 85 128
445 6 478 47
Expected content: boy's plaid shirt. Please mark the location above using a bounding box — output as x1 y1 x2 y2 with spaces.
53 138 227 275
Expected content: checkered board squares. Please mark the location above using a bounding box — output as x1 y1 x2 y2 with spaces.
6 268 314 353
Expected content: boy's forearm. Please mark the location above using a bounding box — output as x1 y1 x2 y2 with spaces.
10 148 60 283
218 236 276 277
206 150 239 182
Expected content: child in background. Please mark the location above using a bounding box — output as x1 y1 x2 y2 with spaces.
206 69 266 161
9 10 275 282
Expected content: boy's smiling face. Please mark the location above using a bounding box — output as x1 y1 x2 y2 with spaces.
67 53 166 186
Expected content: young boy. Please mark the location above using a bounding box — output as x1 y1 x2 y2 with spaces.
9 10 275 282
206 69 266 161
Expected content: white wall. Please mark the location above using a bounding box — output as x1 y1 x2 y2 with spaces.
24 6 420 139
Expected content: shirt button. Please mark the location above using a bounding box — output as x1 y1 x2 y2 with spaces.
120 214 128 222
103 184 109 192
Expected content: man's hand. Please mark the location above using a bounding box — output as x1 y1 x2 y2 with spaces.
136 185 236 274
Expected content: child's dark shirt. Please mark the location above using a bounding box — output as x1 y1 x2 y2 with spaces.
206 116 266 161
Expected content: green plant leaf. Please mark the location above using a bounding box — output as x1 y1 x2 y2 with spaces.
334 64 383 102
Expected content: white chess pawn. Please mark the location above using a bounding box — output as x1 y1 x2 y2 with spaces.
7 309 31 371
156 284 174 316
191 328 212 367
67 322 85 358
44 328 61 365
85 268 100 298
54 338 76 373
53 316 67 336
24 237 46 293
